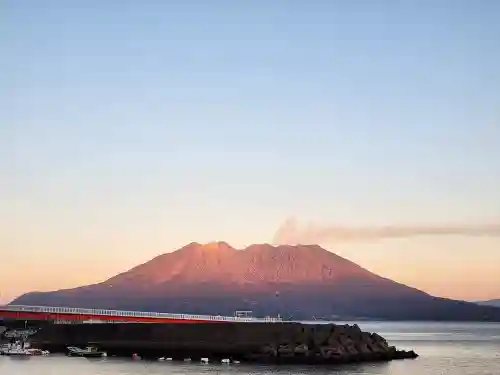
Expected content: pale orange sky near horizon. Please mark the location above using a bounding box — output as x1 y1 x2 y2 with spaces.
1 234 499 304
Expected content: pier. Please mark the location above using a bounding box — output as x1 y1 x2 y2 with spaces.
0 305 281 324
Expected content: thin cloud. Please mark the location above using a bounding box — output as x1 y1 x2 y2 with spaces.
272 217 500 245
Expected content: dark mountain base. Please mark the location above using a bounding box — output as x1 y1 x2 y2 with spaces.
13 288 500 321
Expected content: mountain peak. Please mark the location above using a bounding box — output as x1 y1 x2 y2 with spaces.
201 241 234 251
178 241 235 252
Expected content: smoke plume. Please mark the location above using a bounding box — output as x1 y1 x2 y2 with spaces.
272 217 500 245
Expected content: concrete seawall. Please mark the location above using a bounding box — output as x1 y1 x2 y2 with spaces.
23 321 418 364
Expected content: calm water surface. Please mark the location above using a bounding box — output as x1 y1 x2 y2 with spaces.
1 322 499 375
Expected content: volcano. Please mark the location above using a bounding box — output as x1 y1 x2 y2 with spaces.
11 242 500 321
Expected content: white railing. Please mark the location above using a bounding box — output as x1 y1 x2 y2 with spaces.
0 305 282 323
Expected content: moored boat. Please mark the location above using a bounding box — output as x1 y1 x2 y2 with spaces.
67 346 107 357
27 348 50 356
0 341 33 356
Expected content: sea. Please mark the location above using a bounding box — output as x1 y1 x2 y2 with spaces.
1 322 499 375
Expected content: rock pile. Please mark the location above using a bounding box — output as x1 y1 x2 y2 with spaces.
252 323 417 363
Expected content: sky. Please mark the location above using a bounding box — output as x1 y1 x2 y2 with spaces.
1 0 499 304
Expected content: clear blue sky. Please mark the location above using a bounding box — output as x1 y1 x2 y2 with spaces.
1 1 499 302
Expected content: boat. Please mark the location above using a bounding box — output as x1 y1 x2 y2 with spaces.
67 346 107 357
0 341 33 356
27 348 50 356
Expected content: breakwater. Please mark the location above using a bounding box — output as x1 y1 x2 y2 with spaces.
24 321 417 364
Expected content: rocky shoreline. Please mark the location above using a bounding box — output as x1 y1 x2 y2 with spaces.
3 321 418 364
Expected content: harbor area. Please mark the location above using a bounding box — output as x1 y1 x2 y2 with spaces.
4 321 418 364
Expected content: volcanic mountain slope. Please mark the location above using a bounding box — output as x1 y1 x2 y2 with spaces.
11 242 500 321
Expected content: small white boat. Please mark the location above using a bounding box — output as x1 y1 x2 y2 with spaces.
67 346 107 357
27 348 50 356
